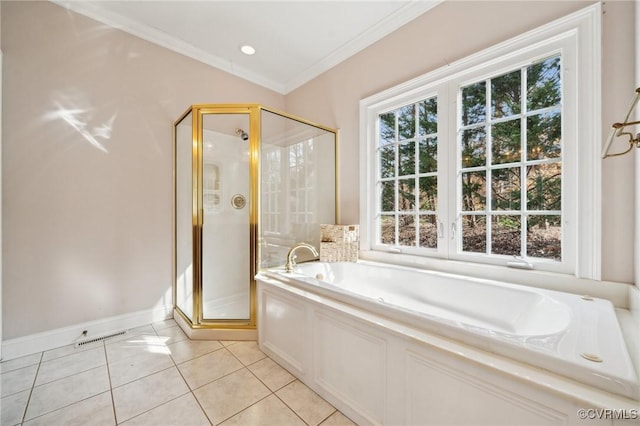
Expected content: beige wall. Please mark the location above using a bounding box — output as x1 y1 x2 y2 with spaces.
1 0 637 341
285 1 637 284
1 1 284 339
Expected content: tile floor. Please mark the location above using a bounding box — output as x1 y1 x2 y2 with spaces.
1 319 356 426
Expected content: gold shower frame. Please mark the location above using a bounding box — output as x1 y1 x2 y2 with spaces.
172 104 338 331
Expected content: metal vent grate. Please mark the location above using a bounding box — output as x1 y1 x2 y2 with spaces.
75 330 127 347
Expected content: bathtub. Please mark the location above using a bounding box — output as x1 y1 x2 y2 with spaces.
257 260 639 425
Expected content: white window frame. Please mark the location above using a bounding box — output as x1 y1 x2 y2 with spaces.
359 4 601 279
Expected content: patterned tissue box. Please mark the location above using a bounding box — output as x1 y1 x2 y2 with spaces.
320 224 359 262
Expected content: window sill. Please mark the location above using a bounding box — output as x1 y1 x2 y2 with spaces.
358 249 630 309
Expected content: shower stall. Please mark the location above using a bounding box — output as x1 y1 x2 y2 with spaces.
173 104 337 338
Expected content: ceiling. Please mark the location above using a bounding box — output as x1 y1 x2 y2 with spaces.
51 1 442 94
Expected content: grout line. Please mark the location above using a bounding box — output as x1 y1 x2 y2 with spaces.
102 341 119 425
214 392 274 426
170 342 215 425
317 408 339 425
272 389 311 426
19 351 44 424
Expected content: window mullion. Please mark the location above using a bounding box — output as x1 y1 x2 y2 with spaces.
414 103 420 248
485 78 493 256
520 65 528 258
394 113 399 246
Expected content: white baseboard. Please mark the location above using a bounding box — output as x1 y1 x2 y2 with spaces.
1 304 173 361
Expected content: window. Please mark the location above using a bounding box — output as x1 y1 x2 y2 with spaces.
459 56 562 260
361 5 601 278
377 98 438 249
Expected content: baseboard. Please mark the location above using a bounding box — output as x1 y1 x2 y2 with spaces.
1 304 173 361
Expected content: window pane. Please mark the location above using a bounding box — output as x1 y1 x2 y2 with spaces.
379 145 395 179
491 167 520 210
492 119 521 164
491 215 521 255
492 70 521 118
462 81 486 125
399 215 415 247
418 98 437 136
419 176 437 211
462 215 486 253
379 112 395 145
418 137 437 173
380 215 395 245
527 111 561 160
398 179 415 211
461 127 486 168
398 105 415 140
461 171 486 211
380 181 395 212
527 215 561 260
527 163 561 211
419 215 438 249
398 141 415 176
527 56 561 111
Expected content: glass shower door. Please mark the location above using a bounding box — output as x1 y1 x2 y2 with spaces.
200 113 251 320
175 111 193 319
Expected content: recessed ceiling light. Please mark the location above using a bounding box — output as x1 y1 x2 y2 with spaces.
240 45 256 56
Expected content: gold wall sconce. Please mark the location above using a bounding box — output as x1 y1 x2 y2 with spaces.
602 87 640 159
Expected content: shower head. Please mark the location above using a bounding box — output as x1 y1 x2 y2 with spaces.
235 128 249 141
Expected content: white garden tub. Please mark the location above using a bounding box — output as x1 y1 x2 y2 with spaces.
259 261 639 401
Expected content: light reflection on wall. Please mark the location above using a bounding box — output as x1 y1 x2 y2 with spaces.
44 95 117 153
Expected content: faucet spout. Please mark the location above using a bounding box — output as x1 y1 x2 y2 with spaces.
285 243 319 273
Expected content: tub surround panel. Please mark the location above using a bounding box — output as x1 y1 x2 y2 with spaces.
257 262 639 425
259 291 307 376
404 351 567 426
313 311 386 424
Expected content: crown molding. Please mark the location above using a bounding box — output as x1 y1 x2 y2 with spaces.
284 1 443 93
50 0 441 95
50 0 287 94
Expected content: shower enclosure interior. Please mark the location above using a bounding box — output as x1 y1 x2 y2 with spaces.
174 104 337 337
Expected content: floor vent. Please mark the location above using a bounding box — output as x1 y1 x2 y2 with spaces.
75 330 127 347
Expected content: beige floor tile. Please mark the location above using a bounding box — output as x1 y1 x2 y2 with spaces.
155 325 188 345
177 347 243 390
276 380 335 426
226 341 266 366
1 389 30 426
221 394 305 426
248 357 295 392
0 353 42 374
25 365 111 421
151 319 178 332
35 347 106 386
42 341 103 362
106 335 170 364
320 410 357 426
120 393 210 426
219 341 240 347
1 364 38 397
112 367 189 423
167 339 223 364
23 391 114 426
108 350 174 388
105 326 156 345
193 368 270 424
